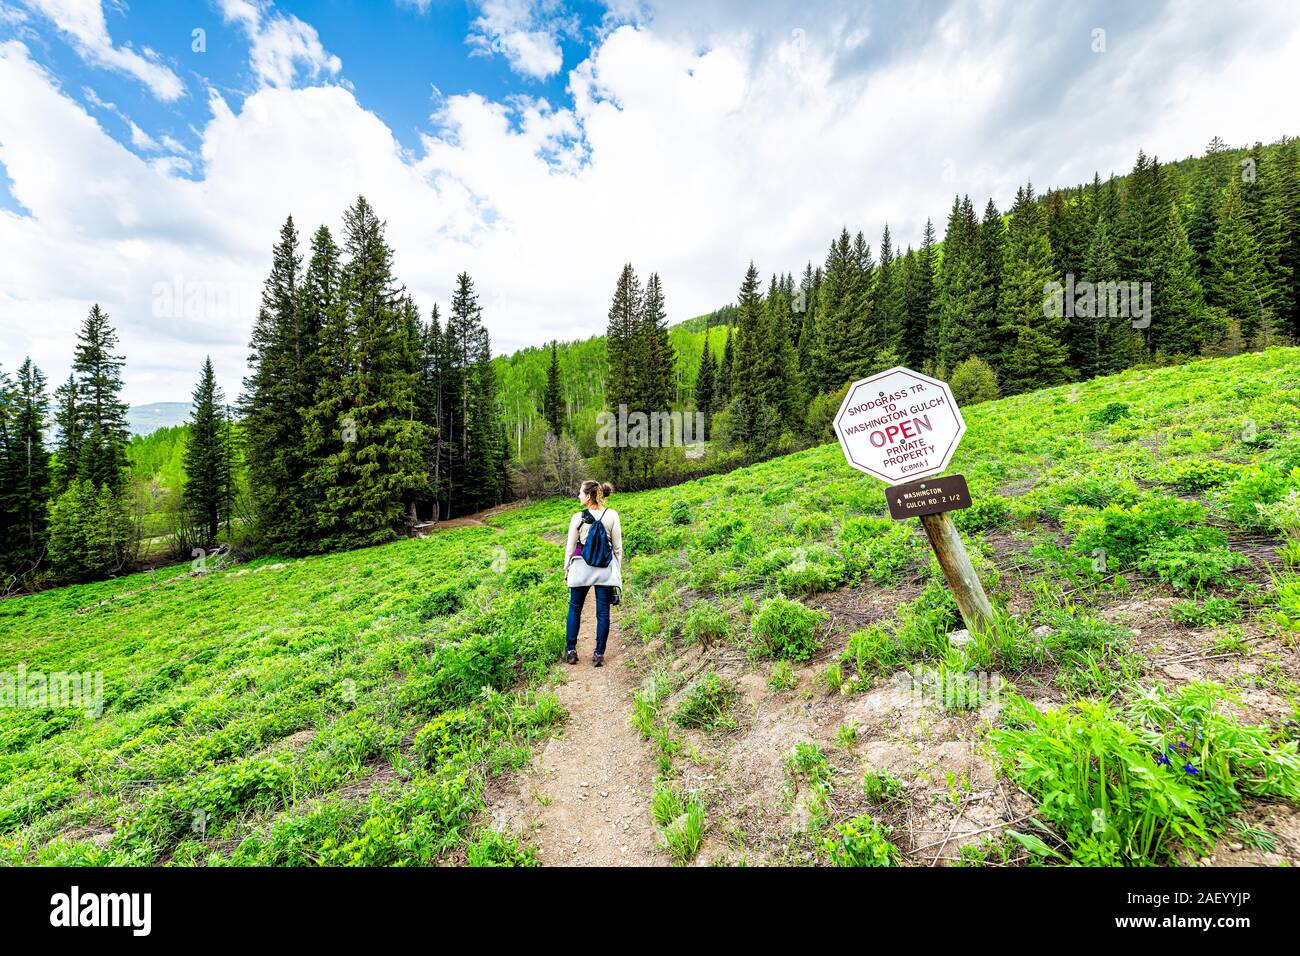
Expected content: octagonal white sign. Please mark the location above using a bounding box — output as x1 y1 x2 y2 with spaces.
833 366 966 483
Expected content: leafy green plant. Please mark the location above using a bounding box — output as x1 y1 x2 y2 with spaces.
466 829 538 867
671 671 737 732
862 769 905 803
631 670 674 739
992 683 1300 865
682 601 729 646
662 799 705 865
1090 402 1130 425
750 596 826 661
785 742 833 831
820 813 900 866
651 780 705 865
418 583 463 619
1138 530 1247 592
767 660 797 691
1171 596 1242 627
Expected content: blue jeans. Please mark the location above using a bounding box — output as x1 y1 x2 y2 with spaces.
567 585 614 654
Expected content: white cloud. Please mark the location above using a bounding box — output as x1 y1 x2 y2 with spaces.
219 0 342 89
20 0 183 100
3 1 1300 407
468 0 569 80
81 84 187 158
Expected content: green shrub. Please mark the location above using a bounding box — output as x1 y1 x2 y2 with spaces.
672 671 737 732
992 684 1300 865
837 517 924 584
949 356 1000 406
768 660 797 691
1167 458 1237 493
682 601 729 645
651 783 705 865
1048 474 1142 511
1222 467 1291 531
862 769 905 803
1090 401 1130 425
413 708 486 770
775 545 846 595
698 514 745 550
418 583 462 619
750 596 826 661
820 813 901 866
466 828 538 867
1064 495 1206 569
953 496 1012 532
503 559 547 591
621 522 658 557
669 500 693 525
650 779 684 827
791 511 834 537
1138 530 1246 592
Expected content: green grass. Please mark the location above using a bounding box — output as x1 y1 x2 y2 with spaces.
4 347 1300 866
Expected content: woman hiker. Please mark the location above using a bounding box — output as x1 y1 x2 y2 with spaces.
563 480 623 667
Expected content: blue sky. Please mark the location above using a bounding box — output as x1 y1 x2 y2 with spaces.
1 0 609 206
1 0 1298 404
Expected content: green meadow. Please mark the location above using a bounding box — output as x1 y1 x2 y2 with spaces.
3 347 1299 866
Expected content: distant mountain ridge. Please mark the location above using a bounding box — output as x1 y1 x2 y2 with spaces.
127 402 192 437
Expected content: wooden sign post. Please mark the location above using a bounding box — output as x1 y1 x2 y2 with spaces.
833 368 994 635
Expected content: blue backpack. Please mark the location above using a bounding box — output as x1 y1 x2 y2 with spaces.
579 509 614 568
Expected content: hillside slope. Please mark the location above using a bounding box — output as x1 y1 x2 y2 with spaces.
2 348 1299 866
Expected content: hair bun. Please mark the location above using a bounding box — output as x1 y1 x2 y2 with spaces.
600 482 614 498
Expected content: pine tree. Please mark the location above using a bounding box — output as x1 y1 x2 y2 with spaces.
730 262 776 449
71 304 130 494
900 220 938 368
52 374 81 495
1150 206 1221 357
180 357 234 547
1078 217 1144 376
998 184 1072 392
464 313 503 513
937 196 982 371
241 216 314 551
1186 137 1229 279
1241 141 1285 317
1046 188 1084 280
718 327 734 403
795 262 820 374
415 304 444 519
604 264 642 415
602 264 642 485
694 329 716 432
442 271 499 515
764 272 803 430
1119 151 1174 295
1209 179 1274 343
0 358 50 577
638 272 675 415
311 197 430 546
873 229 901 355
1274 138 1300 339
543 340 564 437
813 229 856 386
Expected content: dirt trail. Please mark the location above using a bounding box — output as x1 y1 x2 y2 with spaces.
490 589 667 866
425 500 532 530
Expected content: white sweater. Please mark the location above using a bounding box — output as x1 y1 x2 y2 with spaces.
563 508 623 588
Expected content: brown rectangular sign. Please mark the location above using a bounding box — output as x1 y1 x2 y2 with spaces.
886 473 971 520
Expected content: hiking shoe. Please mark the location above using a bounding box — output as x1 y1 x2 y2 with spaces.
592 653 604 667
565 650 578 665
